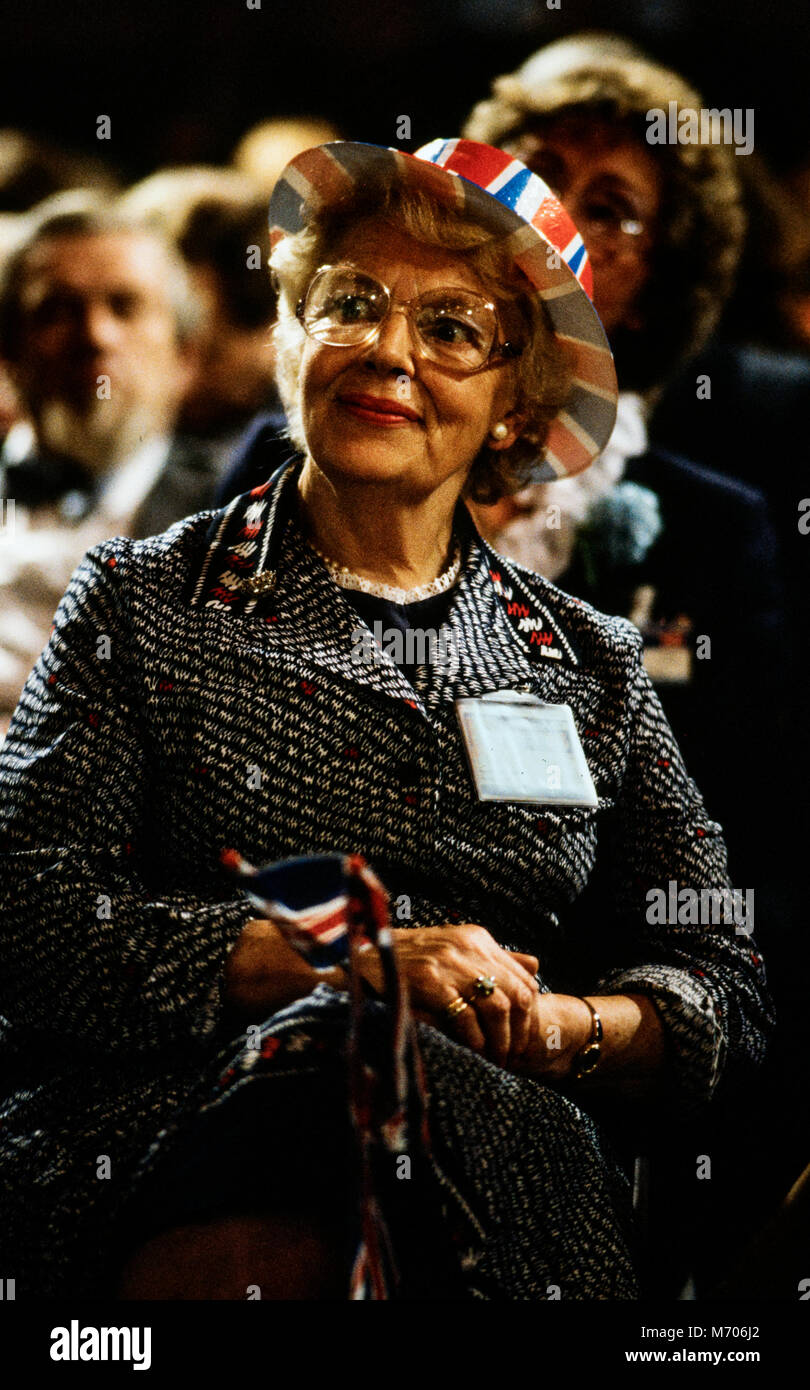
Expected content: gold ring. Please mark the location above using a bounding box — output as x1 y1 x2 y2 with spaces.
471 975 497 998
444 995 470 1019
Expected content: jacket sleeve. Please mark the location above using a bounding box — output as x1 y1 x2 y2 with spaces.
0 538 255 1056
588 623 774 1107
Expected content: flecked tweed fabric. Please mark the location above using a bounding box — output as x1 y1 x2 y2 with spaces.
0 460 772 1300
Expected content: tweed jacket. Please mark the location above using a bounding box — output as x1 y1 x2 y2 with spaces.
0 459 772 1297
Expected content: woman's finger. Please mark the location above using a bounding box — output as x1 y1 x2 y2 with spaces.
472 989 512 1066
485 955 540 1010
439 990 486 1053
511 951 541 979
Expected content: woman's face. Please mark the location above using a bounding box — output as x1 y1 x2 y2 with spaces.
506 120 662 336
297 217 523 503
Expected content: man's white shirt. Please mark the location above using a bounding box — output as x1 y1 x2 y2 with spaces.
0 432 171 719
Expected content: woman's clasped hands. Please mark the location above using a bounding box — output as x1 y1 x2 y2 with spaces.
359 923 591 1078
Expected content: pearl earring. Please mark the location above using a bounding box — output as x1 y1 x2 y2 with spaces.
491 422 509 441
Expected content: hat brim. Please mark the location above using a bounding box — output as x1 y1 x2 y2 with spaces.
269 140 617 479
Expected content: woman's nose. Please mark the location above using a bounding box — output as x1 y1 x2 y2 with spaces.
363 304 417 374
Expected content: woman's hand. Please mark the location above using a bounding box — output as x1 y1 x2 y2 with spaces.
359 923 540 1069
507 993 593 1077
222 918 347 1017
508 991 668 1092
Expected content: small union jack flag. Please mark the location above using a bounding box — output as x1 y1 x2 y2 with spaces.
220 846 430 1299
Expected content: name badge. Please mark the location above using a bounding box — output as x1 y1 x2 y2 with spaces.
455 689 599 808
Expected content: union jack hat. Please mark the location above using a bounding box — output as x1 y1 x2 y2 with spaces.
269 138 618 479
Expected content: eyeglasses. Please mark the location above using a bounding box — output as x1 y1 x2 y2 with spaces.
539 182 649 254
569 201 647 252
531 180 647 252
296 263 522 373
508 144 650 255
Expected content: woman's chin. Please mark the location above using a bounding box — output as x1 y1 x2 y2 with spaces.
314 449 426 489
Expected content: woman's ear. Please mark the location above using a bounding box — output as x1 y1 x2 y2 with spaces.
488 408 527 450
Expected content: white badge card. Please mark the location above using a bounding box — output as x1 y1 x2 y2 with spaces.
456 690 599 808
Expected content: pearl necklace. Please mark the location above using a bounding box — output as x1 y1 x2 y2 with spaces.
308 535 464 604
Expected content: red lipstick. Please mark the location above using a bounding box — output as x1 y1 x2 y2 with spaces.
338 392 421 425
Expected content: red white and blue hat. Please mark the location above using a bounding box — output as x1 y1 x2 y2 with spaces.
269 138 618 479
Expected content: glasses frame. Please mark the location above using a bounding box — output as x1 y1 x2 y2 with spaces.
504 141 652 256
295 262 523 374
579 212 647 252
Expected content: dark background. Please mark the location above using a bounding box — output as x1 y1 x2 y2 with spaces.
2 0 809 179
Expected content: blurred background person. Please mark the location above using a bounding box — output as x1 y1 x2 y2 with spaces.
649 144 810 554
464 34 784 885
0 214 25 442
120 168 281 478
0 127 120 213
463 32 796 1293
647 150 810 799
0 197 212 725
231 115 342 197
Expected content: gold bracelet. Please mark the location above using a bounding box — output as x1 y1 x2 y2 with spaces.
571 997 603 1081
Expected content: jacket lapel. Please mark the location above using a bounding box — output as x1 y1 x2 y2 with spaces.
186 460 584 710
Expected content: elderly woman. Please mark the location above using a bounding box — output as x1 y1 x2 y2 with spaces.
0 139 771 1302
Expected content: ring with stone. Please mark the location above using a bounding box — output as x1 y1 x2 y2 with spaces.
471 975 497 999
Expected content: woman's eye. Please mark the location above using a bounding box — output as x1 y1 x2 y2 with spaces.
329 293 376 323
583 201 623 228
422 312 481 346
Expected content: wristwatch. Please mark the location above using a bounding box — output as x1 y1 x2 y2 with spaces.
571 997 603 1081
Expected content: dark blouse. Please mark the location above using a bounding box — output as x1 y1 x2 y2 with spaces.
342 587 456 692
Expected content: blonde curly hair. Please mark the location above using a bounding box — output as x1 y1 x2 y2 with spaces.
463 33 746 393
269 182 573 503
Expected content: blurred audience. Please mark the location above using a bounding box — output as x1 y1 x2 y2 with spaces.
717 153 810 356
462 33 784 881
649 144 810 513
0 216 24 439
119 166 260 241
0 196 216 722
120 169 279 476
232 116 341 196
0 128 119 212
463 31 802 1287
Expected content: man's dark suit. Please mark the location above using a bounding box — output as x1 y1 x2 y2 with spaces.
213 408 297 509
650 347 810 1241
557 445 787 885
1 437 219 539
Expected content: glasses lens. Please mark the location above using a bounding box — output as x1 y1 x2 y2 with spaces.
301 265 386 345
414 291 496 369
577 201 622 247
578 201 646 251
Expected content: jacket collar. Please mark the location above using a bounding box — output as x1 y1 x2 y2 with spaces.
187 460 584 709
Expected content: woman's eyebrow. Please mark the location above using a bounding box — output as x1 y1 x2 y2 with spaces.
523 148 567 181
585 171 648 201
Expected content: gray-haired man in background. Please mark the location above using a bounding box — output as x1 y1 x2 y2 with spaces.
0 197 218 723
